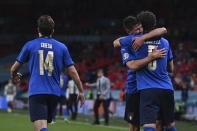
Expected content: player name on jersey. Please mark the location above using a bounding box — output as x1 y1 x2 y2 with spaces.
41 42 52 49
144 40 161 44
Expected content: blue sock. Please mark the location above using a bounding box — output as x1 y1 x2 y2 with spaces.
40 128 48 131
165 126 176 131
63 108 68 119
144 126 156 131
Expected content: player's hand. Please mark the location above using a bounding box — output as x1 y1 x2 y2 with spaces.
150 46 166 60
12 72 22 83
77 92 85 108
132 37 145 51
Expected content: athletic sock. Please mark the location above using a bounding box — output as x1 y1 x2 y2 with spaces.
63 108 68 119
165 126 176 131
144 126 156 131
40 128 48 131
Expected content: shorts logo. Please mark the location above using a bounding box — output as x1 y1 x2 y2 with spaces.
128 112 134 120
123 53 129 60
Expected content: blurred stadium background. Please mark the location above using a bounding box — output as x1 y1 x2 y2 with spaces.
0 0 197 131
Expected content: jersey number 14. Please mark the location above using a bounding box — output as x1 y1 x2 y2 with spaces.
38 50 54 76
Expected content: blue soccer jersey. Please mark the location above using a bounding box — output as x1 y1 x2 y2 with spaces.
120 36 138 94
120 34 174 91
60 74 69 96
135 36 173 90
17 37 74 96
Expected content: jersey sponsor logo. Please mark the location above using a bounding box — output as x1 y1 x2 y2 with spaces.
123 53 129 60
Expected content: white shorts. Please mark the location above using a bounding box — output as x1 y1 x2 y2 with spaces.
6 95 14 102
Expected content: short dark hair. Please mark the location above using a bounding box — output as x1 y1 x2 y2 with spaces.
37 15 55 36
137 11 156 32
123 16 138 31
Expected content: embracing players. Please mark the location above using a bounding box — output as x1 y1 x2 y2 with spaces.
114 15 167 131
118 11 176 131
10 15 85 131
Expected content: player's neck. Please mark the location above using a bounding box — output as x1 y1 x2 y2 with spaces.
38 33 52 38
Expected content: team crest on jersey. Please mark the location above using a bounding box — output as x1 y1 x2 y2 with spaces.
123 53 129 60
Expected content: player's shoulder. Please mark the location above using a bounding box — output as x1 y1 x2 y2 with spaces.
51 39 67 47
122 34 136 41
160 37 169 43
160 37 170 47
120 35 136 46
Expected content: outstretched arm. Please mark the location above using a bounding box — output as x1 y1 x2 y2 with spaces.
132 27 167 50
168 60 174 73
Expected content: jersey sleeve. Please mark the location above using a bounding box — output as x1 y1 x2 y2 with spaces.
120 36 137 65
16 43 30 64
168 47 173 61
121 46 136 65
63 46 74 67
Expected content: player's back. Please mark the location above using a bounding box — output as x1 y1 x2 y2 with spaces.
17 37 74 96
135 36 173 90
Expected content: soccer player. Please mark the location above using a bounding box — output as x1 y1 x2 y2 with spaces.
4 79 16 113
113 16 167 131
120 11 175 131
51 73 69 123
67 78 79 120
10 15 85 131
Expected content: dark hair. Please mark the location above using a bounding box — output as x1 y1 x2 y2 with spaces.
137 11 156 32
123 16 138 31
37 15 55 36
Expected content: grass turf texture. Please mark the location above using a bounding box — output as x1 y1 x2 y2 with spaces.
0 110 197 131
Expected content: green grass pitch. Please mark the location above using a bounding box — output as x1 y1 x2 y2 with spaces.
0 111 197 131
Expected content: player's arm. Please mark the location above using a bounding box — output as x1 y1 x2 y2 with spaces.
132 27 167 50
10 61 23 81
113 37 125 48
67 65 85 107
168 60 174 73
126 47 166 72
167 46 174 73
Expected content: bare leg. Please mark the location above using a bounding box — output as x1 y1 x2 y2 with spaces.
129 123 140 131
156 120 163 131
34 120 47 131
